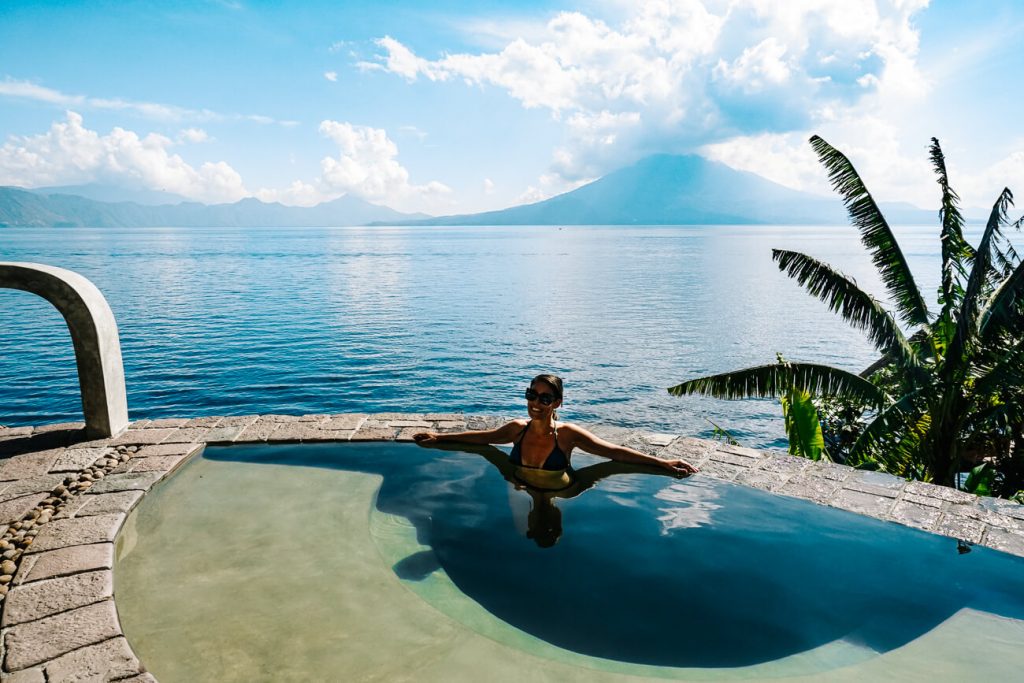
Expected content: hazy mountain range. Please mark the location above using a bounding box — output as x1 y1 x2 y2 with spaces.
1 154 940 228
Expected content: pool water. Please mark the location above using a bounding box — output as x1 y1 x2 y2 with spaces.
114 443 1024 681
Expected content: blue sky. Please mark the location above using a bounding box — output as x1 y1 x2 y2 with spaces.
1 0 1022 214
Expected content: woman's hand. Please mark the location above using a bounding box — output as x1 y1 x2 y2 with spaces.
658 457 698 477
413 432 439 445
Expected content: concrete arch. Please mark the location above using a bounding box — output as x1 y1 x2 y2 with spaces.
0 262 128 438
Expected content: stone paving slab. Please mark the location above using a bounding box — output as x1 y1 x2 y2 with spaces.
42 635 143 682
25 515 123 554
2 600 122 671
3 413 1024 682
14 544 113 585
2 569 111 626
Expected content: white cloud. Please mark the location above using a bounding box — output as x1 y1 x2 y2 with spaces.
483 178 495 194
324 71 338 82
177 128 210 144
0 78 296 126
365 1 930 187
317 120 452 211
0 111 248 203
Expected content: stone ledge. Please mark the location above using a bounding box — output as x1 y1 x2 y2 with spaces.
3 413 1024 682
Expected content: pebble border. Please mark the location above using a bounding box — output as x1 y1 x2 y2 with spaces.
1 413 1023 681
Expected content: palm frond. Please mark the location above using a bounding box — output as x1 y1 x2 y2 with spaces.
810 135 930 327
974 335 1024 397
930 137 974 308
773 249 919 366
979 256 1024 343
668 361 887 407
945 188 1015 369
847 390 924 469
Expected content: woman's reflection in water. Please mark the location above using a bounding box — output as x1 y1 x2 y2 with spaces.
424 440 669 548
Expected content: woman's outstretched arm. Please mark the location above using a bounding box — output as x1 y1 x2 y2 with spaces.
413 420 525 446
563 424 697 476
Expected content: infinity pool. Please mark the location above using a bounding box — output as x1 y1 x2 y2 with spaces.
114 443 1024 681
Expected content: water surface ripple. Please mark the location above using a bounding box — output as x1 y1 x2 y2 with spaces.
1 225 947 447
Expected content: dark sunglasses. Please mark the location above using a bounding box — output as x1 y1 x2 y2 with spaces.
525 388 558 406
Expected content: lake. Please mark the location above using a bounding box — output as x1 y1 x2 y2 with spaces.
0 225 947 448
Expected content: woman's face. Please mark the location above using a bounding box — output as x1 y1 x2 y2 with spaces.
527 380 562 419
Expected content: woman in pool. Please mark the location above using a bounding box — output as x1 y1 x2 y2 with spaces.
413 374 698 491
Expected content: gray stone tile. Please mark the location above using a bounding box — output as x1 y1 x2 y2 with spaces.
642 433 678 447
85 472 163 495
43 635 142 682
25 514 123 554
0 476 65 504
804 460 854 481
15 544 113 584
216 415 260 427
126 420 152 429
0 450 63 481
31 422 84 434
736 468 787 491
423 413 464 421
181 416 222 428
778 475 843 504
843 470 907 497
387 419 432 428
116 674 158 683
110 429 174 446
126 454 191 473
264 414 305 423
299 414 330 422
49 447 108 473
134 442 201 458
146 417 190 428
204 425 246 443
2 570 112 626
350 426 399 441
2 600 121 670
72 490 145 518
715 443 766 460
904 481 976 504
142 427 194 445
983 527 1024 556
395 428 422 442
832 489 896 518
1 668 45 682
264 423 327 441
978 497 1024 520
889 501 942 530
434 420 467 431
663 437 716 460
708 450 760 468
932 513 986 544
322 414 367 430
900 492 944 508
0 493 47 527
0 427 33 438
757 454 810 476
235 420 282 442
694 460 745 482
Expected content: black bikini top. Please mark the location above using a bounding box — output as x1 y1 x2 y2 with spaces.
509 421 570 471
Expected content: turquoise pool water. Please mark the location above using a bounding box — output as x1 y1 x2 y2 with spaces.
114 442 1024 681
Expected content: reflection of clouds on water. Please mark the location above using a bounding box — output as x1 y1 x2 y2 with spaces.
598 475 646 494
654 479 722 535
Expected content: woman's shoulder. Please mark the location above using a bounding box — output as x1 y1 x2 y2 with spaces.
556 422 594 439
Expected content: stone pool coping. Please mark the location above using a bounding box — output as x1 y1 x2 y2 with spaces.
1 413 1023 681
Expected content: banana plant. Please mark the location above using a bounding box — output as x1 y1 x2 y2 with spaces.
669 136 1024 488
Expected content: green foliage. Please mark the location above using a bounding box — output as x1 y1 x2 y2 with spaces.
781 387 828 461
669 136 1024 493
963 462 998 497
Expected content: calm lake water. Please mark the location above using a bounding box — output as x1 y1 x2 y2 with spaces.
0 225 948 448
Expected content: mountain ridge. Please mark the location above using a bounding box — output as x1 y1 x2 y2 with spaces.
0 187 427 227
390 154 937 226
